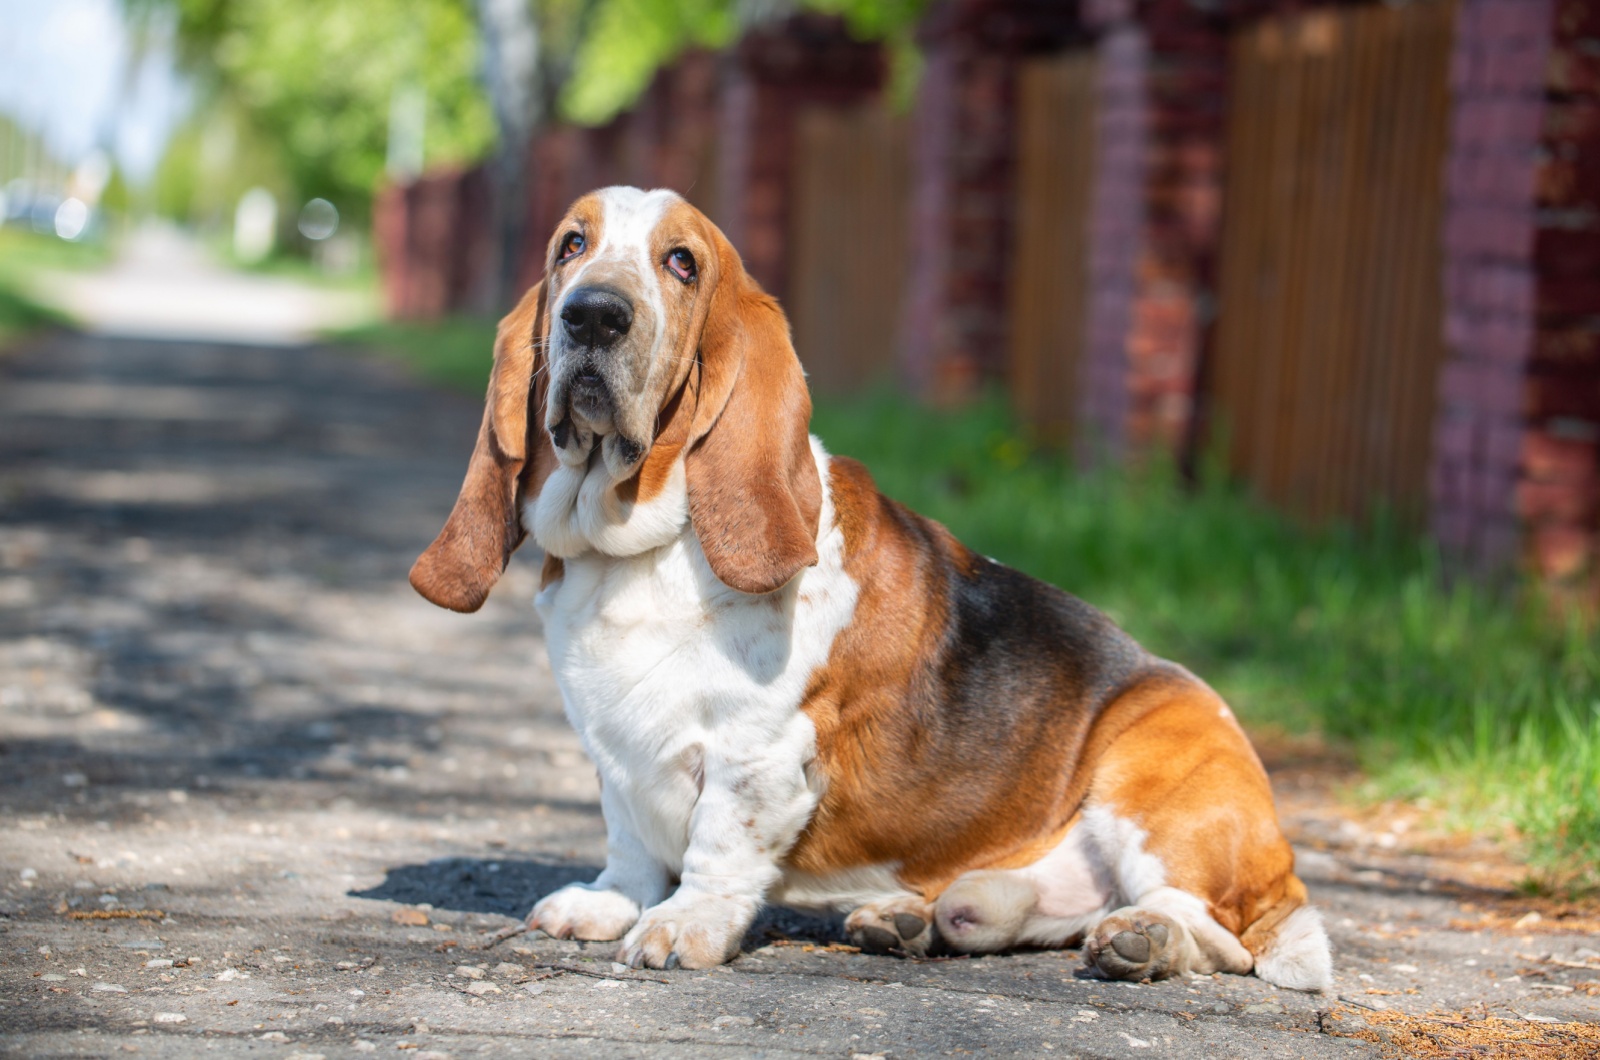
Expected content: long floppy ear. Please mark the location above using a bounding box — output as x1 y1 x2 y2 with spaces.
684 240 821 594
410 281 555 612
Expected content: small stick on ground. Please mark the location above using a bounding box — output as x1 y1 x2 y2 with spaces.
530 962 670 985
481 924 529 949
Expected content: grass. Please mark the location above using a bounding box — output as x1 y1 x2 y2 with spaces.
331 316 498 394
343 319 1600 890
0 227 96 342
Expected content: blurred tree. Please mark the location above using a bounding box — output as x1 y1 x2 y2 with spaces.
558 0 929 125
127 0 495 221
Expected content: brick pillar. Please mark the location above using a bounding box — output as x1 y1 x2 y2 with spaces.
718 15 884 301
372 181 410 319
1430 0 1554 577
1522 0 1600 592
1125 0 1229 454
900 0 1084 397
1077 9 1147 461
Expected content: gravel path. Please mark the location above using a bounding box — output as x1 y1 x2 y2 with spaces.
2 332 1597 1059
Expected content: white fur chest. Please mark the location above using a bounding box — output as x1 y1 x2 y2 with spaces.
532 442 857 875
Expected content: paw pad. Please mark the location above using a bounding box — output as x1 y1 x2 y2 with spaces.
847 905 938 956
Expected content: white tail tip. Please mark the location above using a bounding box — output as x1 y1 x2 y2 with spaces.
1253 905 1332 992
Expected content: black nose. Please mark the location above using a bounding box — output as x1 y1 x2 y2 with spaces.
560 286 633 349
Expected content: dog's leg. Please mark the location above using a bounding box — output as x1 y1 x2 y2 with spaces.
1085 887 1254 982
845 894 941 956
529 785 670 941
618 748 814 970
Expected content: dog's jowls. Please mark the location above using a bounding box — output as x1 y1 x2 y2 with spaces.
409 186 1332 989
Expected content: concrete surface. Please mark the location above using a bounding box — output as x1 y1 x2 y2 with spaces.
24 226 373 345
2 332 1597 1059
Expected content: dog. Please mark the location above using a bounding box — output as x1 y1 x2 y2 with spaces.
409 186 1332 989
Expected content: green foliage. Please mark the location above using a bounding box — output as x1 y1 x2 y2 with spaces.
560 0 737 125
149 102 294 225
134 0 495 216
558 0 932 125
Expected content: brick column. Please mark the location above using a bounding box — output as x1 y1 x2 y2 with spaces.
1430 0 1554 577
1125 0 1229 454
899 0 1084 396
718 15 884 301
1076 7 1147 461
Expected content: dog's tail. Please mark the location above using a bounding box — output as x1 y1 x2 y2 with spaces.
1242 883 1332 991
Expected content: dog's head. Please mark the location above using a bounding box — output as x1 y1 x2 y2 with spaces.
409 187 820 612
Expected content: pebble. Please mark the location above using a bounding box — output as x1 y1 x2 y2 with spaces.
144 959 173 969
351 1043 376 1054
391 908 429 927
214 969 241 982
463 981 499 996
454 965 484 980
258 1031 290 1043
1243 1001 1285 1015
522 983 546 996
19 867 37 881
152 1013 186 1024
40 974 66 982
493 963 524 977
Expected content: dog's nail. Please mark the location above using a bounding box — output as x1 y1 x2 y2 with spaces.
893 913 927 941
1144 923 1169 950
1110 930 1150 964
664 952 680 971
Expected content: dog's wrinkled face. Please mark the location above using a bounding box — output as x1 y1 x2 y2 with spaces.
543 187 720 481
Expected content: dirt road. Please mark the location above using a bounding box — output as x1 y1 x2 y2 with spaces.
2 332 1597 1059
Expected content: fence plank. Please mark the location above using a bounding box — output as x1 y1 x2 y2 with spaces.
1008 51 1098 444
1208 0 1456 525
788 103 911 395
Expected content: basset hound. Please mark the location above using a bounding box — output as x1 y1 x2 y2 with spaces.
409 186 1332 989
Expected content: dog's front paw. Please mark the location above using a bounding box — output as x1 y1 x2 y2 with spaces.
528 884 641 941
617 893 756 970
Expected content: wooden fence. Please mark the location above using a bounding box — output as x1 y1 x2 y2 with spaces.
1208 0 1457 523
1009 51 1100 444
786 103 911 395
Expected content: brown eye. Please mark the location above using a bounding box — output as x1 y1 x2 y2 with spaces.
559 232 584 261
666 248 696 282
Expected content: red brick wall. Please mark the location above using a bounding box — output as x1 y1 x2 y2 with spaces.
717 16 884 301
900 0 1086 397
372 165 492 321
1523 0 1600 589
1075 19 1146 461
1124 1 1230 453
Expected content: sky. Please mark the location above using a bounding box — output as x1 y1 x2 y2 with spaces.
0 0 189 181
